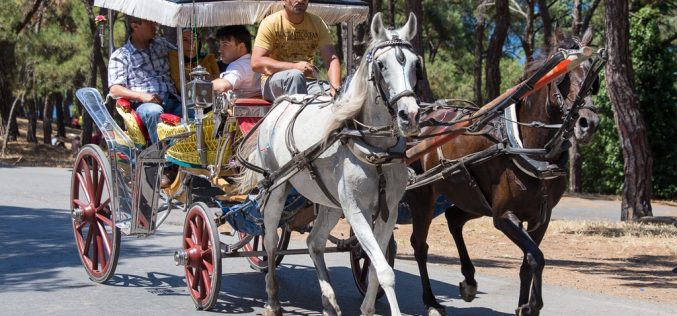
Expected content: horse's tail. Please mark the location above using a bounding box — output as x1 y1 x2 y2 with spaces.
234 133 262 194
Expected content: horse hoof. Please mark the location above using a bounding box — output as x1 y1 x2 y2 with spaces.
427 306 447 316
263 305 282 316
515 304 538 316
459 280 477 302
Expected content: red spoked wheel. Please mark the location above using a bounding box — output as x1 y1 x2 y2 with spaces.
238 225 291 272
181 202 221 310
70 144 120 283
349 229 396 299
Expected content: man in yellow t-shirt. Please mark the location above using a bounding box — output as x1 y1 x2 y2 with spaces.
251 0 341 101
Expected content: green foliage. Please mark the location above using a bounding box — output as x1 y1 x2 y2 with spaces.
630 7 677 198
580 77 624 195
581 6 677 199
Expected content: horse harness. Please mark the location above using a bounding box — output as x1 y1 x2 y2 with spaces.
409 49 606 231
238 39 420 223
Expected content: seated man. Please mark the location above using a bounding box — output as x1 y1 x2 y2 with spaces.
211 25 261 98
108 16 181 144
251 0 341 101
168 29 220 93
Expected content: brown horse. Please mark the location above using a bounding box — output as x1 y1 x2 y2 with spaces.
406 29 600 316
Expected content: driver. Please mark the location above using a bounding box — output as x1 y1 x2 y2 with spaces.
251 0 341 101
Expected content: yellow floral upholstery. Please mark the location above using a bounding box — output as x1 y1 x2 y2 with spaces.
158 112 239 167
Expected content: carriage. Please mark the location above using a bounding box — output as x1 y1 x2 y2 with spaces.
69 0 403 311
69 0 606 314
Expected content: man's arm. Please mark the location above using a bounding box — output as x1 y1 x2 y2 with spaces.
109 84 162 104
319 44 341 95
212 79 233 93
251 47 314 77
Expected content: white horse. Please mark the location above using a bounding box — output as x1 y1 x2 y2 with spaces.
237 12 421 316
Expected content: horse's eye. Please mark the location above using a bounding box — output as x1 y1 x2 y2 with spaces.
377 60 386 70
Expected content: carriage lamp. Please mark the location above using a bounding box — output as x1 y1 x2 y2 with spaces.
184 65 214 110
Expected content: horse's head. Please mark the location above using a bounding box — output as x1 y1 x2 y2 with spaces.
550 28 601 144
367 12 422 136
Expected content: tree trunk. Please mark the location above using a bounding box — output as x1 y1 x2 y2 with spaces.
474 1 486 106
572 0 582 36
388 0 395 27
56 92 66 137
27 96 38 143
1 92 24 157
537 0 552 52
604 0 653 220
485 0 510 100
42 94 52 144
82 0 99 146
522 0 535 64
568 0 582 192
406 0 434 102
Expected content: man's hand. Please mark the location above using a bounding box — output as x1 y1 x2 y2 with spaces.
139 93 162 104
294 61 315 77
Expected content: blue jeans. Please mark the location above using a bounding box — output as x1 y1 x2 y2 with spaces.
135 95 182 144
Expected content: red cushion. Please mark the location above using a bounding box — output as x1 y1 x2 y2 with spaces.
234 98 272 106
160 113 181 125
237 117 260 135
131 110 150 142
116 98 132 112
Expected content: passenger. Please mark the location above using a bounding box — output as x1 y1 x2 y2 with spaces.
168 29 220 93
211 26 262 98
108 16 180 144
251 0 341 101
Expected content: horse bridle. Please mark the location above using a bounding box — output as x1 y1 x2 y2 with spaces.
549 48 602 117
367 38 423 114
541 48 607 158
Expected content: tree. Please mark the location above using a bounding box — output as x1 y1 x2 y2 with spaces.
474 1 488 105
405 0 434 102
568 0 602 193
604 0 653 220
485 0 510 101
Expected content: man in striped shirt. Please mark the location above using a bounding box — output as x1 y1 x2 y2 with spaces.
108 16 180 144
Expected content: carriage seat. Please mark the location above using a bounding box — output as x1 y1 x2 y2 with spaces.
233 98 272 135
115 98 150 146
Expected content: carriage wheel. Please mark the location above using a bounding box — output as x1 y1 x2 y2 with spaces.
349 229 396 299
181 202 222 310
70 144 121 283
238 225 291 272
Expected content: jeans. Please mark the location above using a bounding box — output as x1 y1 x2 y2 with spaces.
135 95 182 144
262 69 329 102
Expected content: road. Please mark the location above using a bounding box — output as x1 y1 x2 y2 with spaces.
0 167 675 315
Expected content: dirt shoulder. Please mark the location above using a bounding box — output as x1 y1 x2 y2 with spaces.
318 216 677 305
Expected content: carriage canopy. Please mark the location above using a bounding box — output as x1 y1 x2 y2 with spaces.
94 0 370 27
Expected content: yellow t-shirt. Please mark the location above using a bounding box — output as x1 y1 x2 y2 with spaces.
168 51 220 92
254 10 331 83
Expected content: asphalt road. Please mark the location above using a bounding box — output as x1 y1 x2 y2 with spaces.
1 167 675 315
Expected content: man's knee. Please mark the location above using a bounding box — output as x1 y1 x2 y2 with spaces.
136 103 164 119
284 69 306 84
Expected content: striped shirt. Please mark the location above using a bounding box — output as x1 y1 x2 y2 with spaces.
108 37 178 99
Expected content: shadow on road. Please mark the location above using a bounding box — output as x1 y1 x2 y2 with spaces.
0 205 182 293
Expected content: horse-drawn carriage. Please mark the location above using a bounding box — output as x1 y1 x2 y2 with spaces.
70 0 606 314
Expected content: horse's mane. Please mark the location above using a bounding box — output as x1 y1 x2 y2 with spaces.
322 37 385 140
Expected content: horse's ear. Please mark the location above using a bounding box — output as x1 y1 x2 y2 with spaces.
581 27 593 46
399 12 417 42
370 12 387 40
